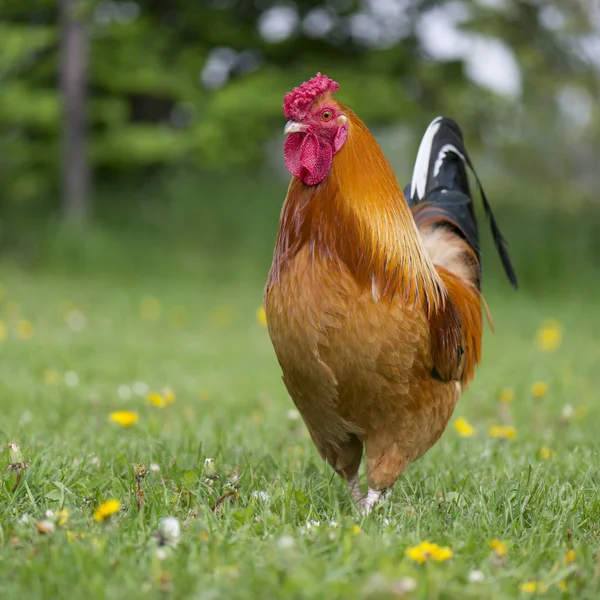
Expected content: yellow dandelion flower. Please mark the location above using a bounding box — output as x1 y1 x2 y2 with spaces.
435 546 453 561
66 531 86 543
520 581 547 594
43 368 60 385
256 306 267 327
55 509 69 526
351 525 361 534
0 320 7 341
564 550 576 565
139 297 162 321
163 388 175 404
147 392 167 408
406 541 453 564
109 411 138 427
531 381 548 399
406 544 429 564
488 425 516 440
93 499 120 522
557 580 567 592
489 539 507 557
17 320 34 340
454 417 475 437
539 446 554 460
499 388 515 404
536 320 562 352
199 530 209 541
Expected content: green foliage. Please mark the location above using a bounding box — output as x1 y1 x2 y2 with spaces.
0 0 598 218
0 23 56 74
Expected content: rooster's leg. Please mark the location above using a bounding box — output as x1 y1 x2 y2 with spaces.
317 434 363 503
347 475 363 503
362 438 407 513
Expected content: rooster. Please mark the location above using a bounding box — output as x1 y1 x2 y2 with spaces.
264 73 517 512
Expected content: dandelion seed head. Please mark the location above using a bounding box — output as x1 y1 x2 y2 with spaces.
159 517 181 547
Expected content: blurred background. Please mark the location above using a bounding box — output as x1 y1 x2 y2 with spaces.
1 0 599 290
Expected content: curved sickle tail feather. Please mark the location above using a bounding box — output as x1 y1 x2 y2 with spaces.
404 117 518 290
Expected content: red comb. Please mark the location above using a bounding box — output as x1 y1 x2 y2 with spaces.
283 73 339 120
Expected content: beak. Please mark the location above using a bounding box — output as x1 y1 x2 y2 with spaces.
284 120 307 135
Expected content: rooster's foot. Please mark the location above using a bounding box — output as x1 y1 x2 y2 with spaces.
359 488 382 514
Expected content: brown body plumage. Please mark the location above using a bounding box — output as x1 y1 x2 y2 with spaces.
265 76 515 507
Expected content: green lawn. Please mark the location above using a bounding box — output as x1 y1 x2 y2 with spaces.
0 261 599 599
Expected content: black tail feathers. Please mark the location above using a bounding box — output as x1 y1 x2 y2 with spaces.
404 117 518 290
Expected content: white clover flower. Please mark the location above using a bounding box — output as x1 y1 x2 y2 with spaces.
65 310 87 332
277 535 295 549
561 404 574 419
117 385 133 400
468 570 485 583
65 371 79 388
155 547 168 561
132 381 149 396
390 577 417 594
251 490 270 502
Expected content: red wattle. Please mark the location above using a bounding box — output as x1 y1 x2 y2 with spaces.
284 132 333 186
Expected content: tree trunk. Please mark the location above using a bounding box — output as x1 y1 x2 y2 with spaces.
59 0 90 224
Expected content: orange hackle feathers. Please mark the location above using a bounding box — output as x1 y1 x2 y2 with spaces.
269 104 445 316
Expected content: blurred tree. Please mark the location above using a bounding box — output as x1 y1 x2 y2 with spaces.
60 0 90 223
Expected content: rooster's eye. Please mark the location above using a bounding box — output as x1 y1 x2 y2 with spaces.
321 110 333 121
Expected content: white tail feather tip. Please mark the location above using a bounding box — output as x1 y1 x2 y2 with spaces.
410 116 443 202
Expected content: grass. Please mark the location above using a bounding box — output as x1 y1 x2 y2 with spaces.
1 231 600 599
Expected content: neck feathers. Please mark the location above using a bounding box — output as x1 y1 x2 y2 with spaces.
270 107 444 315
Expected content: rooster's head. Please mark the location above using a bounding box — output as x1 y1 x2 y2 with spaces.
282 73 348 186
